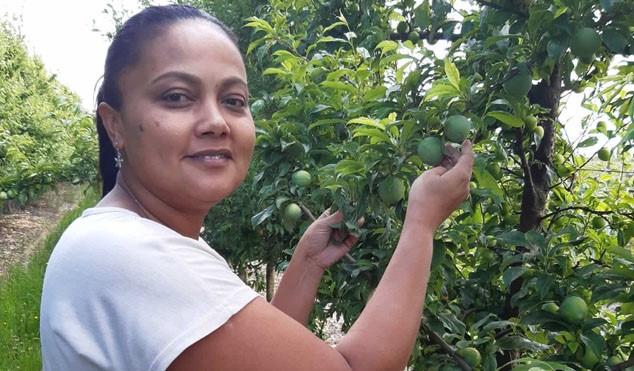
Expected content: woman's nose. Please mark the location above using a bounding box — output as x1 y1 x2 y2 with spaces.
196 100 230 137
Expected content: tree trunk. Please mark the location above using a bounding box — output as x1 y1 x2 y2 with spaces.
236 264 248 282
498 65 562 370
520 65 561 233
265 248 276 302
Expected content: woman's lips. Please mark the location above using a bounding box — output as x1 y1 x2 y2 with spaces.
186 149 232 167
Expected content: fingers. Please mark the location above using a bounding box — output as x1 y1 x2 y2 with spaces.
442 140 474 177
341 233 359 248
322 211 363 248
428 166 449 176
443 143 460 162
457 140 474 169
317 208 331 219
316 209 345 231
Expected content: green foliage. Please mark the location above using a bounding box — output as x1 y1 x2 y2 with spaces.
0 22 98 209
242 0 634 369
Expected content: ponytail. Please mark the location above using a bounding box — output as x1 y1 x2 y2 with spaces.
96 87 118 197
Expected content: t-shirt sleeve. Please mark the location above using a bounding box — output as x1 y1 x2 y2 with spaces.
40 211 260 371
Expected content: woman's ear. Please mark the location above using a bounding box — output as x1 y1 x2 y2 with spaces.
98 102 124 148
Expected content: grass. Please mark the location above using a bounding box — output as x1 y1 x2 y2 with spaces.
0 186 98 370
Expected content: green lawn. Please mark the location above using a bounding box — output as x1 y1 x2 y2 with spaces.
0 187 97 370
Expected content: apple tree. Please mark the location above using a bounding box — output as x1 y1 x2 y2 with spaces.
0 21 98 210
241 0 634 370
155 0 634 368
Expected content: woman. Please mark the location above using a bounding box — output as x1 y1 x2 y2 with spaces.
40 4 474 371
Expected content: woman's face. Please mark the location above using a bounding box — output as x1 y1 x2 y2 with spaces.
107 20 255 211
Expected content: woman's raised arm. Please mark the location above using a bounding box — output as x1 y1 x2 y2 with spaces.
168 141 474 371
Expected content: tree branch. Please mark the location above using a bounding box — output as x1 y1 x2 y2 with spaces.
472 0 527 17
611 357 634 371
541 206 613 221
422 323 472 371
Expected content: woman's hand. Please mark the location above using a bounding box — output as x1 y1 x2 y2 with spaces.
272 209 361 324
406 140 474 231
296 210 361 270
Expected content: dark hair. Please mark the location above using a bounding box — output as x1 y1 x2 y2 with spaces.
96 4 240 196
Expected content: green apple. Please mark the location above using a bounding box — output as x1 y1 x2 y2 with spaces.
378 176 406 205
444 115 471 143
417 136 445 166
291 170 312 187
571 28 602 58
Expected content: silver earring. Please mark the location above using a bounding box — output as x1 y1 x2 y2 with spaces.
114 142 123 169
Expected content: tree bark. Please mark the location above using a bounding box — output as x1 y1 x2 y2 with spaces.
236 263 248 282
498 65 562 370
520 65 561 233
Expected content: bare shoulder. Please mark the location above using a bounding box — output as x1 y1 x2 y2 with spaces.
167 297 351 371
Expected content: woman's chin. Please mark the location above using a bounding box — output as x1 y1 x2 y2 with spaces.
192 184 239 205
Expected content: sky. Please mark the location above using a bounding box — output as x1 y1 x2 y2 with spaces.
0 0 623 155
0 0 143 110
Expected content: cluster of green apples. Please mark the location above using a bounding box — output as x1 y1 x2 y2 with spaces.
417 115 472 167
376 115 472 206
281 170 312 227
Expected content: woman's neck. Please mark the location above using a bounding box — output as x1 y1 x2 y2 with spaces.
97 173 206 240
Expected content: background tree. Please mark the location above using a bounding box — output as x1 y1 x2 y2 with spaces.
0 21 98 211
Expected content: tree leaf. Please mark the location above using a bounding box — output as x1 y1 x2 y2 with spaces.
244 17 274 34
425 82 460 101
374 40 398 55
622 320 634 335
320 81 356 93
263 67 290 76
472 164 503 198
335 159 365 175
487 111 524 128
602 28 628 54
444 59 461 90
581 331 606 356
364 86 387 102
309 104 332 114
578 136 598 148
496 335 551 351
606 245 634 263
251 204 275 227
347 117 385 129
547 36 568 60
497 231 528 247
436 311 466 335
351 128 391 143
503 266 529 288
414 3 431 30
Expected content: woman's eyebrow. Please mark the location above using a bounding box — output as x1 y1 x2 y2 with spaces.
150 71 201 86
150 72 248 93
219 76 249 94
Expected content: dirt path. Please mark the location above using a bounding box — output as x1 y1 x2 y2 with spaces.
0 183 87 278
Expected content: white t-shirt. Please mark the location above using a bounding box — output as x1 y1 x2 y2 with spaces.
40 207 260 371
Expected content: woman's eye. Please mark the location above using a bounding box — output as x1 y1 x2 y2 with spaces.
164 93 185 103
224 97 246 108
161 92 194 107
